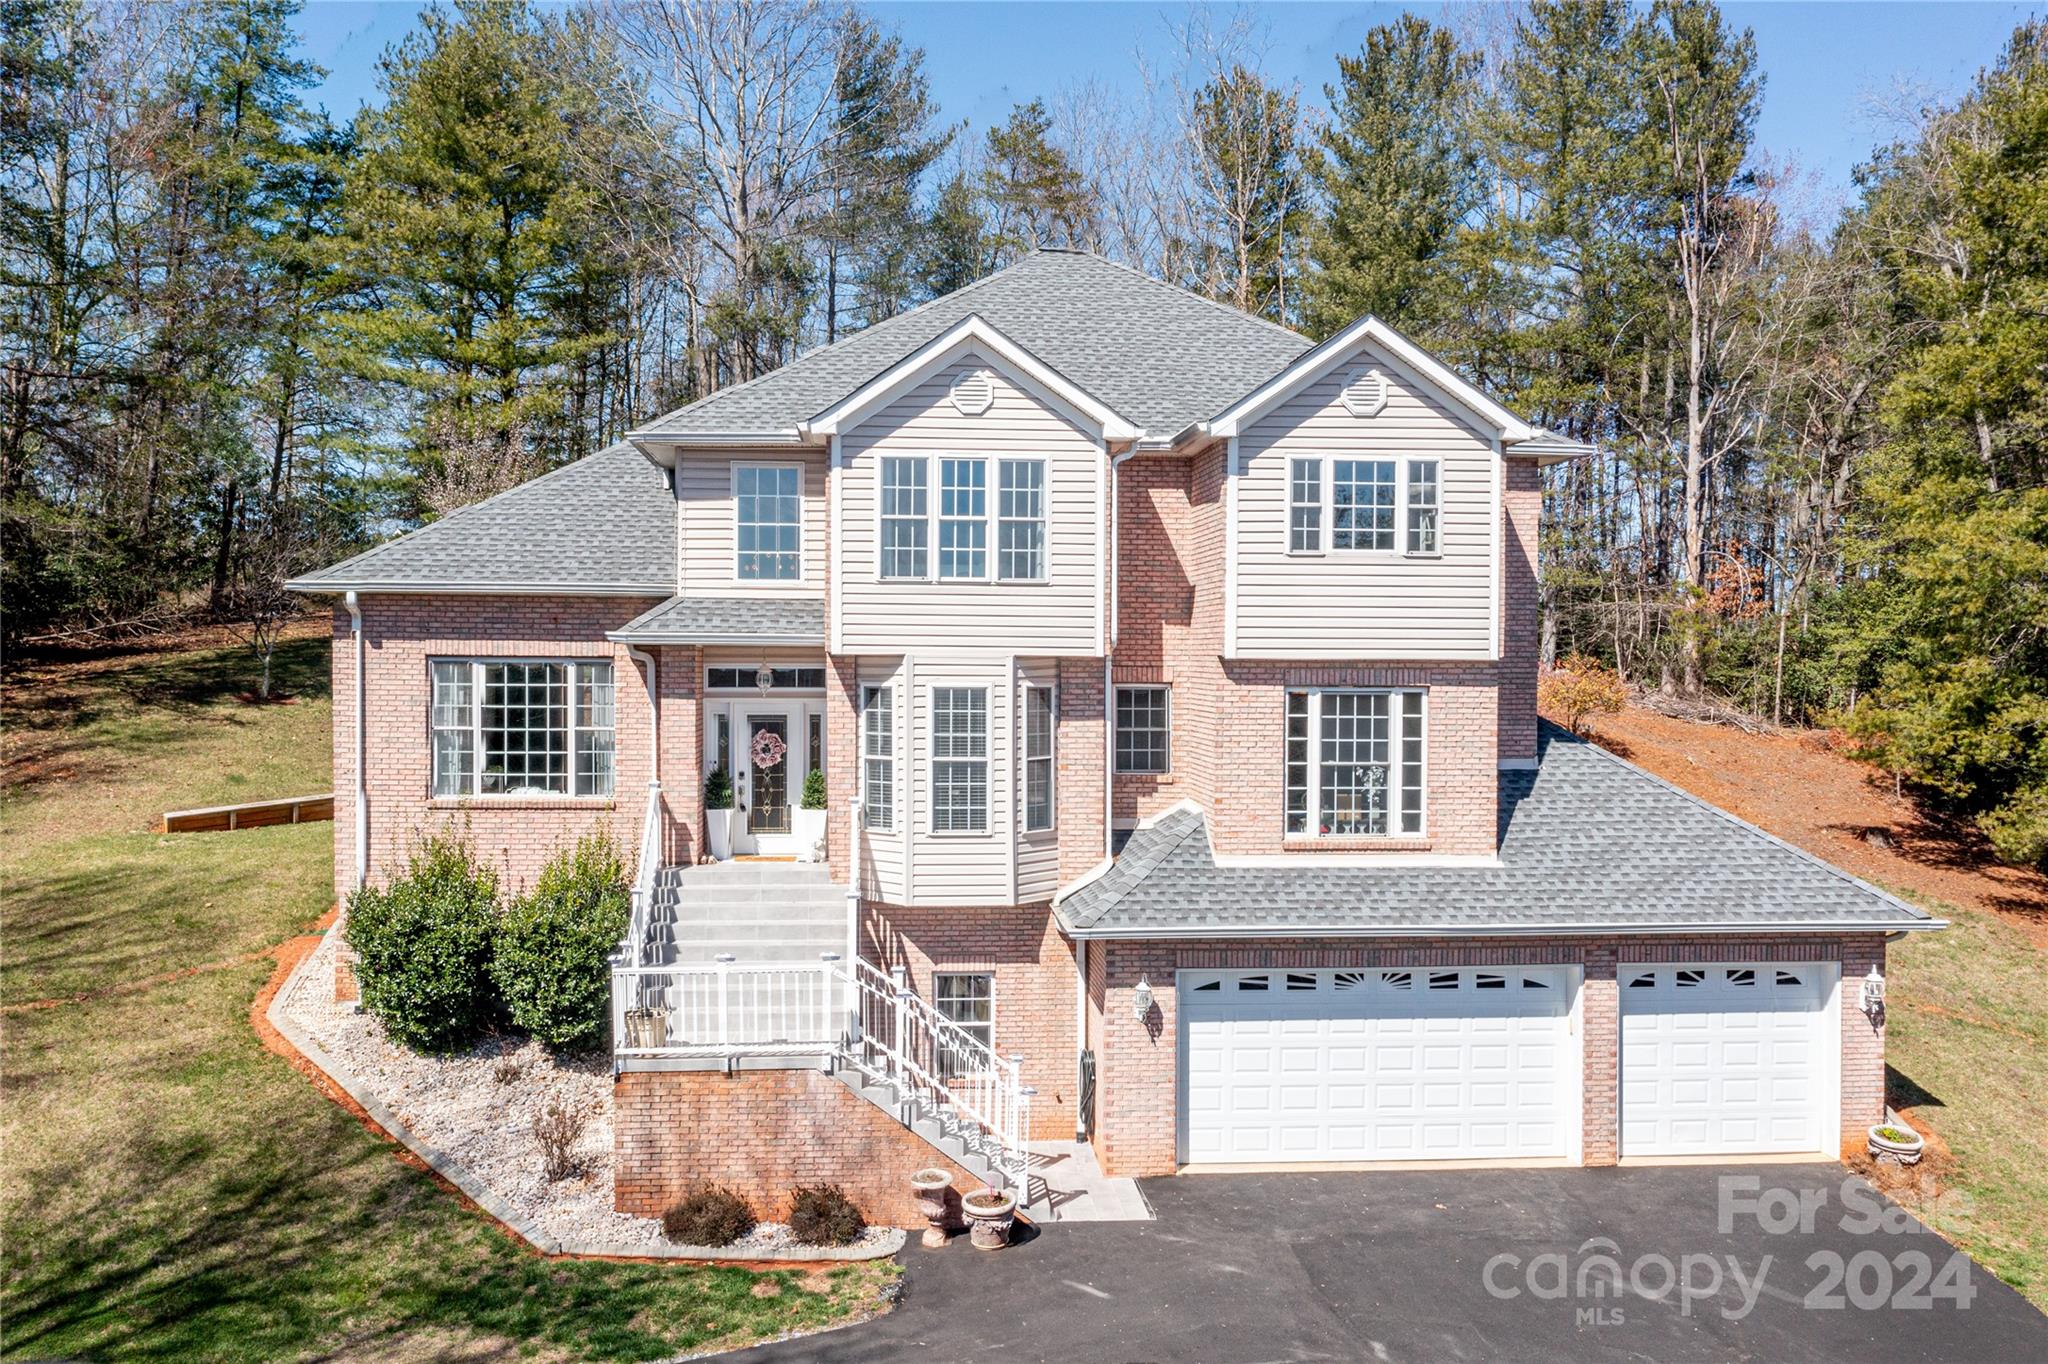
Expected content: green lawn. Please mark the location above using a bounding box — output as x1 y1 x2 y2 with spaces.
1883 891 2048 1310
1 629 894 1361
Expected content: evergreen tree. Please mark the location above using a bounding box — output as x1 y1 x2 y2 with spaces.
337 0 611 514
918 170 990 296
981 99 1096 263
1303 15 1480 342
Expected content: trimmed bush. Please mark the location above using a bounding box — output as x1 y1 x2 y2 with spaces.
662 1185 757 1246
491 833 630 1050
787 1183 865 1246
344 832 499 1052
704 766 735 810
800 768 826 810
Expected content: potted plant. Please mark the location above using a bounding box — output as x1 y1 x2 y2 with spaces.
703 767 735 860
1868 1120 1925 1165
795 768 827 862
961 1183 1017 1249
909 1167 955 1248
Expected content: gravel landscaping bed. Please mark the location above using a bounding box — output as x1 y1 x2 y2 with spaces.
279 931 901 1260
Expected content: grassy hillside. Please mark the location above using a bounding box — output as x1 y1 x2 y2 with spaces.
1 626 891 1361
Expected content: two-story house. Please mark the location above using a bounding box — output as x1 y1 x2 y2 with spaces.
291 251 1938 1222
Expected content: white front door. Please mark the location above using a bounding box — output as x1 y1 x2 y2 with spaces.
708 699 822 857
1620 962 1836 1157
1178 966 1578 1165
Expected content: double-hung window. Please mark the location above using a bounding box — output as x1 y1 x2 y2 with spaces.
1284 688 1423 837
935 971 994 1073
1289 458 1323 552
1023 684 1054 831
1114 685 1170 774
734 464 801 580
997 458 1046 579
430 660 615 798
861 684 894 831
880 457 928 579
930 687 988 832
1332 459 1397 550
1406 458 1439 553
937 458 987 579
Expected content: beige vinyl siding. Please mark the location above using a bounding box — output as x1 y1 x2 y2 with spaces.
1016 657 1061 903
676 450 828 598
1233 341 1497 659
906 658 1013 906
838 357 1103 655
856 657 906 903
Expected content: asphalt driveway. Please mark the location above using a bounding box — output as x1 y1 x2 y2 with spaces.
735 1164 2048 1363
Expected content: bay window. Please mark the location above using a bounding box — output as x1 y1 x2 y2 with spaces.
430 660 615 798
1024 683 1054 831
930 686 988 833
1284 688 1423 837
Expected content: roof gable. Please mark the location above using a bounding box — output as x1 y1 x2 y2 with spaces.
803 314 1140 443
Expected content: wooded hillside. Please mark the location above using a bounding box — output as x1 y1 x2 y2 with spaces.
4 0 2042 865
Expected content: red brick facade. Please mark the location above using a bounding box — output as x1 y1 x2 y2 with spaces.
613 1067 979 1227
1087 933 1889 1177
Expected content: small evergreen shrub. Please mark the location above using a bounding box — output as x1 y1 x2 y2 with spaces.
787 1183 865 1246
800 768 827 810
344 832 499 1052
704 766 735 810
662 1185 757 1245
491 833 630 1049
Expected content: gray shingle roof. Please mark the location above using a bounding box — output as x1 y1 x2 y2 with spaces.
1057 724 1941 938
1512 429 1598 462
608 595 824 644
287 442 674 594
632 250 1310 441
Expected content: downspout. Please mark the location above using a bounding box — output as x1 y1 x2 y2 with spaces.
1074 936 1088 1142
625 644 659 775
345 591 366 892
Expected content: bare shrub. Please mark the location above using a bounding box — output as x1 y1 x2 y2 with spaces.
532 1099 589 1181
492 1056 523 1085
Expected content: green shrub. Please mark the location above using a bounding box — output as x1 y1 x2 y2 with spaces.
491 833 630 1049
800 768 827 809
787 1183 865 1246
662 1185 757 1245
704 766 734 810
345 832 500 1052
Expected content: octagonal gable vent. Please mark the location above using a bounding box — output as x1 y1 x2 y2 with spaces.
1342 366 1389 418
950 368 995 416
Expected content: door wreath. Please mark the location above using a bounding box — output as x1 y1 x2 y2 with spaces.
751 728 787 770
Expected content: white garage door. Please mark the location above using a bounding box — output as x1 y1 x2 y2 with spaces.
1179 966 1577 1164
1621 962 1836 1157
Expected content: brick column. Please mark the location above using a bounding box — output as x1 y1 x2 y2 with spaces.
1501 458 1541 763
1094 940 1179 1177
1057 658 1107 881
1581 945 1619 1165
825 656 859 884
1839 933 1887 1153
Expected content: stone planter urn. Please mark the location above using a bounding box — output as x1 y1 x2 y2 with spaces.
909 1167 955 1248
1869 1122 1925 1165
962 1187 1018 1249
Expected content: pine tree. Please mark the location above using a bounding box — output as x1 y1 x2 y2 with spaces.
1303 15 1480 341
336 0 611 513
981 99 1096 263
918 171 990 296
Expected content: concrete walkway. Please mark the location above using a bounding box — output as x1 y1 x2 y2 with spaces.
1026 1140 1150 1222
733 1164 2048 1363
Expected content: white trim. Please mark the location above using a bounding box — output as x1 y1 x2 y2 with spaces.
1206 315 1537 444
802 315 1142 442
625 431 809 467
625 644 659 777
1222 437 1240 656
1020 673 1056 834
1489 434 1503 660
902 654 916 899
607 631 823 648
1097 441 1115 653
1101 657 1114 859
730 460 806 585
346 592 366 891
1073 936 1088 1142
1007 656 1019 906
828 436 844 653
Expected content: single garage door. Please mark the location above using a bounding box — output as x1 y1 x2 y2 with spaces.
1178 966 1577 1164
1620 962 1836 1157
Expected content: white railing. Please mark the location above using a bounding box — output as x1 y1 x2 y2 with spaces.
610 950 1033 1191
624 779 663 968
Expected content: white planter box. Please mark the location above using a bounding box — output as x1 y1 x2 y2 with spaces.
705 807 734 861
794 807 827 863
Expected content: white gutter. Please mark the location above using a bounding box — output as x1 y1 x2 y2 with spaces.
605 632 825 648
625 645 659 775
287 580 671 597
344 591 367 892
1073 936 1088 1142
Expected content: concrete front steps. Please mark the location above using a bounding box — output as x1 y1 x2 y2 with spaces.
639 860 849 966
828 1062 1054 1218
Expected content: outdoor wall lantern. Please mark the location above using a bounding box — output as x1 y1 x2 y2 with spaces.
754 663 774 694
1859 967 1887 1019
1132 976 1154 1021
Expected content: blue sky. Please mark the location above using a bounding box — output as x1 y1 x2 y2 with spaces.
293 1 2038 212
